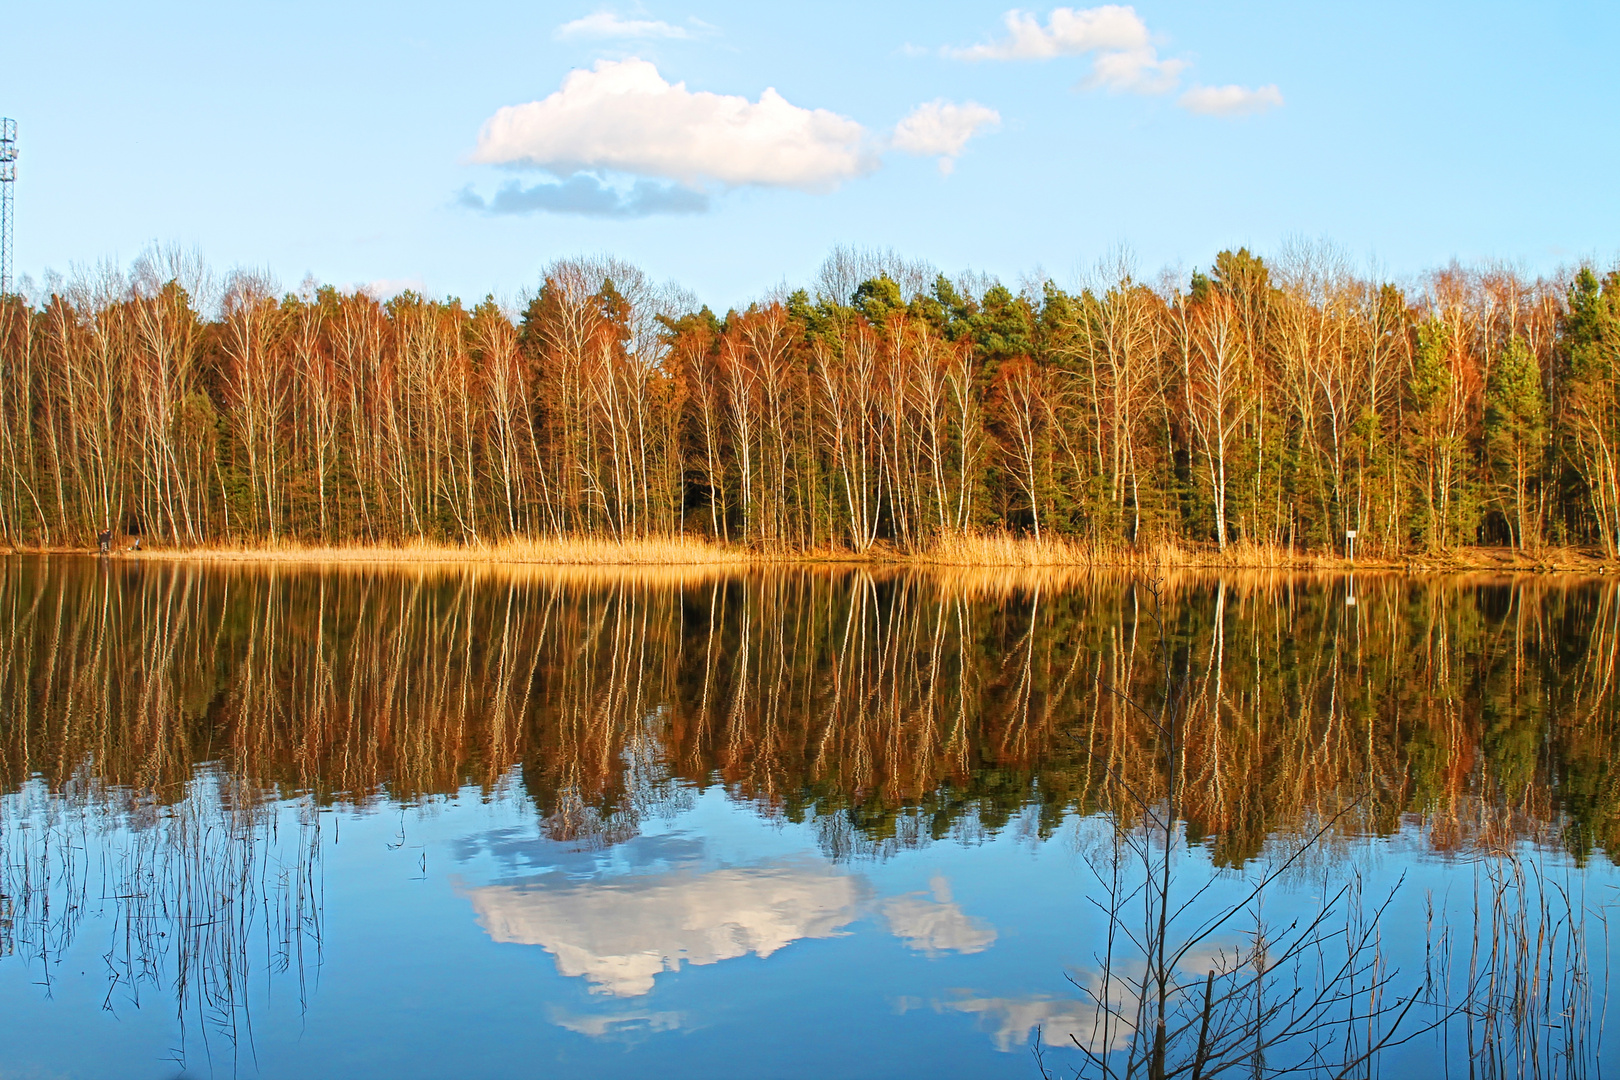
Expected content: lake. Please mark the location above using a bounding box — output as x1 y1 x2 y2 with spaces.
1 558 1614 1078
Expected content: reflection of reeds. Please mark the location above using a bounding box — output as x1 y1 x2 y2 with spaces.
1057 581 1613 1080
1441 853 1606 1078
0 771 322 1072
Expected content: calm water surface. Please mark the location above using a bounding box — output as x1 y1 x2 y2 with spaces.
1 559 1617 1078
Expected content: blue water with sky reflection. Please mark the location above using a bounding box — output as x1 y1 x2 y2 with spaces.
14 778 1598 1079
1 779 1104 1077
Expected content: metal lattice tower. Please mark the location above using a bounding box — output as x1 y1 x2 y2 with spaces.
0 119 15 297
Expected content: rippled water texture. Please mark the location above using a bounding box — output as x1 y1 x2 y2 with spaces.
1 558 1616 1078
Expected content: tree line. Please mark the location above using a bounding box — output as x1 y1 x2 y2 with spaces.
1 243 1618 555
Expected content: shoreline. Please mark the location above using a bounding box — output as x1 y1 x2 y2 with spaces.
3 536 1613 574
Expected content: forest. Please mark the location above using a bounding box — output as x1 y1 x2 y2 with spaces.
1 243 1618 557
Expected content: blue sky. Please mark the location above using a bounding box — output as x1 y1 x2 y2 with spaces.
5 1 1617 308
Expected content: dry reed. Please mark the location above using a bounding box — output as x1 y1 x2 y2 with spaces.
126 533 758 566
105 531 1611 573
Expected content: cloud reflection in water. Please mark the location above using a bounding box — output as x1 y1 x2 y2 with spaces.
547 1005 686 1040
465 859 869 996
942 994 1106 1053
882 875 998 956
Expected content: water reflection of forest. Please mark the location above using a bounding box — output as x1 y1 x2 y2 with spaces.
1 557 1616 864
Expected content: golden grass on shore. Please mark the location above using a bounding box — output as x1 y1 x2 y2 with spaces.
24 531 1618 573
116 532 1318 570
914 532 1340 568
904 534 1615 572
125 535 759 566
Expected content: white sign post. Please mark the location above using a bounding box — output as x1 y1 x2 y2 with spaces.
1345 530 1358 606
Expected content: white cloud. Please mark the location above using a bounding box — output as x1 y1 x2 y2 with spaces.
945 5 1186 92
1085 47 1186 94
554 12 690 40
359 277 425 299
464 860 868 996
891 100 1001 174
471 58 876 192
948 5 1151 61
947 6 1182 94
945 6 1275 102
1177 83 1284 116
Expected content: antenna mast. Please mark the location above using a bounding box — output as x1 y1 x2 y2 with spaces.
0 119 15 297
